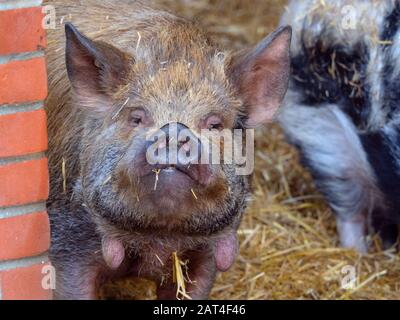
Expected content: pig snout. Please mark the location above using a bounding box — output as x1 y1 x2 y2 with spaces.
215 232 239 272
138 122 213 186
102 238 125 270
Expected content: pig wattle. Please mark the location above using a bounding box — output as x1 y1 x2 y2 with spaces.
214 233 238 272
102 238 125 270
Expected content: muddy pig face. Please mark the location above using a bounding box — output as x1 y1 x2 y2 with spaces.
65 23 291 235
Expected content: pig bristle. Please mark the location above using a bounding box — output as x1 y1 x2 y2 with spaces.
154 253 165 266
101 175 112 185
61 157 67 194
136 31 142 51
190 188 198 200
152 169 161 191
111 97 130 120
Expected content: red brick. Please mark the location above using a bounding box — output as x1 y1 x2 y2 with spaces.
0 262 53 300
0 158 49 207
0 7 46 55
0 58 48 105
0 109 48 158
0 211 50 261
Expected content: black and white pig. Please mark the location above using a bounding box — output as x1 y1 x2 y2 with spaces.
279 0 400 252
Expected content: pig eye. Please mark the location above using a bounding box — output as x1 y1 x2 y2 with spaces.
129 109 146 127
205 115 223 131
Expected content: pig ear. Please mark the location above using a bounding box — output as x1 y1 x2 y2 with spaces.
65 23 133 102
229 26 292 127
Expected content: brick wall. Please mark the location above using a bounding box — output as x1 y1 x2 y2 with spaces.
0 0 52 300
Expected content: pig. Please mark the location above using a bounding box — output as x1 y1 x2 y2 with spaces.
45 0 291 299
279 0 400 253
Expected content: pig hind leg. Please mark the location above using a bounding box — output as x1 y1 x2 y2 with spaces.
361 128 400 249
372 213 399 249
279 104 382 252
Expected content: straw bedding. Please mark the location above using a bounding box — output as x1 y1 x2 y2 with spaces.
100 0 400 300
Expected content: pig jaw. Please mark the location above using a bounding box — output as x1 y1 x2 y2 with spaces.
115 163 226 221
84 163 248 235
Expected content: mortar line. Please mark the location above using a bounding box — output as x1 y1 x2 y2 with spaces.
0 253 49 271
0 202 47 220
0 51 44 65
0 152 47 166
0 101 43 116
